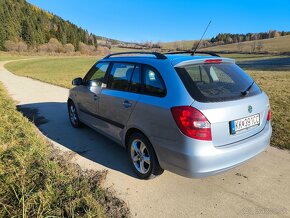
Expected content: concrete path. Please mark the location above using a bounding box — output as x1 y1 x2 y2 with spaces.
1 60 290 218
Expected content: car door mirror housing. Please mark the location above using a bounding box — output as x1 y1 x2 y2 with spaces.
72 77 83 86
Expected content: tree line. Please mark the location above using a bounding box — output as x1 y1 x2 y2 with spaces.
0 0 117 52
209 30 290 45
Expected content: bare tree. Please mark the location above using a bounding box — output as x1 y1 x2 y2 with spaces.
64 43 75 53
237 43 244 52
79 42 96 54
250 42 257 53
4 40 28 52
256 41 264 52
47 38 64 53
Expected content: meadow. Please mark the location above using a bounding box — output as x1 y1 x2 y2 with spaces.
5 57 99 88
161 35 290 53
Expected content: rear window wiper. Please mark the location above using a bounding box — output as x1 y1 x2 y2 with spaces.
241 81 255 96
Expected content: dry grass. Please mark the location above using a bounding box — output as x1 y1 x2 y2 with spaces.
0 52 38 61
248 71 290 149
202 35 290 53
160 40 198 50
0 83 130 217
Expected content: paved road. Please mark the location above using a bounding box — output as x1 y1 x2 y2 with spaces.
1 60 290 218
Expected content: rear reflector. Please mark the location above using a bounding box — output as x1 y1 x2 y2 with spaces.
267 109 271 121
171 106 212 141
204 59 222 64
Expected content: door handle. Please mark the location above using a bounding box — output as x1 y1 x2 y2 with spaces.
93 94 99 100
123 100 132 108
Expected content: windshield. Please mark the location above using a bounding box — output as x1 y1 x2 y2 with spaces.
175 63 261 102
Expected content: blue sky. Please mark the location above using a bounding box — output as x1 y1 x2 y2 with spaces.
27 0 290 42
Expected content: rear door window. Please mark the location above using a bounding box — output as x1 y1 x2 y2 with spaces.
175 63 261 102
108 63 135 91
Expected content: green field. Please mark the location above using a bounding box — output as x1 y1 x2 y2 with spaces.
0 83 129 217
4 55 290 150
5 57 99 88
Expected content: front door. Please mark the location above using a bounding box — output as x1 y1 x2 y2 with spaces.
77 62 109 121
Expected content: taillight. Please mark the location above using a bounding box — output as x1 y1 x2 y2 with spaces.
204 59 222 64
171 106 212 141
267 109 271 121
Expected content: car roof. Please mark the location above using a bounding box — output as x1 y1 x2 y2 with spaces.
101 54 235 67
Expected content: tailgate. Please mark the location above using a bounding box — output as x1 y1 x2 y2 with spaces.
191 92 270 147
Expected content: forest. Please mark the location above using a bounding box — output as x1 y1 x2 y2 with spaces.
210 30 290 45
0 0 118 52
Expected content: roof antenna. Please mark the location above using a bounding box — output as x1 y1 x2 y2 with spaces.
192 20 212 56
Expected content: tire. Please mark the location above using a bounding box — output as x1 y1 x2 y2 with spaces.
68 101 83 128
128 133 164 179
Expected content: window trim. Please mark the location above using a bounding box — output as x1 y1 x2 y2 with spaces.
102 61 167 97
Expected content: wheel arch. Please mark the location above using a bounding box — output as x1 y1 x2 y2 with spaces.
125 128 161 162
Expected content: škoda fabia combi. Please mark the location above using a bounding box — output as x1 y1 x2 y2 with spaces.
67 51 272 179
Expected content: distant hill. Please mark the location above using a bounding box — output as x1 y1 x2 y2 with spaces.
160 40 198 50
161 31 290 53
202 35 290 54
0 0 119 50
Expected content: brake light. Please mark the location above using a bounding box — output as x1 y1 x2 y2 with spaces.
204 59 222 64
267 109 271 121
171 106 212 141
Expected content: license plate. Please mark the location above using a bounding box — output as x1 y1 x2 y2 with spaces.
230 114 260 134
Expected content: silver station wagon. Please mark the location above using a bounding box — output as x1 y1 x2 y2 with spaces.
67 51 272 179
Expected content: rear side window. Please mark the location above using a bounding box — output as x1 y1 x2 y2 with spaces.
175 63 261 102
108 63 135 91
143 66 166 97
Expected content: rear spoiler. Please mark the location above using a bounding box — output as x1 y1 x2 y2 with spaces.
174 58 235 67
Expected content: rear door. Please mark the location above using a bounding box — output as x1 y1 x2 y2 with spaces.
98 63 141 139
176 61 269 147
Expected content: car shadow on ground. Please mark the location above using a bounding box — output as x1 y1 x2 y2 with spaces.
237 57 290 71
17 102 138 178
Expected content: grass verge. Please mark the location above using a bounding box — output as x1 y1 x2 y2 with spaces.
249 71 290 149
0 83 129 217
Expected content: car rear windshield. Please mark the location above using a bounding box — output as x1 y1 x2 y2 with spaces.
175 63 261 102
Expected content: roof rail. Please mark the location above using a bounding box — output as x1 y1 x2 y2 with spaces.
164 50 220 57
104 52 167 60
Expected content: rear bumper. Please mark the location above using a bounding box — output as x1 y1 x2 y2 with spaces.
152 122 272 178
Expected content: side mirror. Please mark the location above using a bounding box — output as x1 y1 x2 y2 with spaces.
72 77 83 86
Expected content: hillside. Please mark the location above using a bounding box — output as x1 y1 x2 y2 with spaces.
202 35 290 53
0 0 118 50
160 40 198 50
